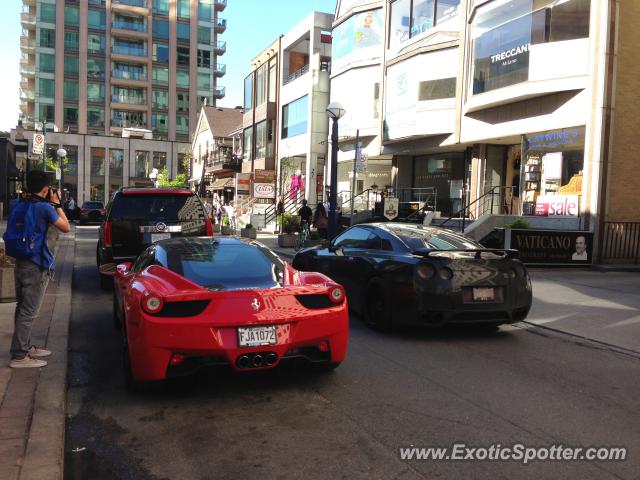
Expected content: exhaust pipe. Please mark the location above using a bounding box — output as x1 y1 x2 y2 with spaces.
265 352 277 365
252 354 264 367
237 355 250 368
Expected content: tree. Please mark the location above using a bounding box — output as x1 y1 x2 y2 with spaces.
157 166 188 187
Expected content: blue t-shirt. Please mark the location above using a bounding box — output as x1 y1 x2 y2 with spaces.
29 201 60 270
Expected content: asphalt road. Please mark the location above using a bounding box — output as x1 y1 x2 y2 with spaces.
65 227 640 480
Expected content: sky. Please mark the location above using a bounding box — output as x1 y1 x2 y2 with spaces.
0 0 337 131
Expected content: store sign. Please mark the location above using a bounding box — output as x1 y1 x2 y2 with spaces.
332 9 383 75
526 128 583 150
254 183 275 199
236 173 251 194
383 197 399 220
534 195 580 217
509 229 593 265
254 169 276 183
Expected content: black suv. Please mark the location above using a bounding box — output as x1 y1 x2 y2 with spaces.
97 187 212 288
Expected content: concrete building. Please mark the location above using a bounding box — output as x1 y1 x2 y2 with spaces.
330 0 640 263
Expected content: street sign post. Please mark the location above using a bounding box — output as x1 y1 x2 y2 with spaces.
32 133 44 156
55 168 61 180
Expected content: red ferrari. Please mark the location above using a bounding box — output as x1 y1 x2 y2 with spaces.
112 236 349 389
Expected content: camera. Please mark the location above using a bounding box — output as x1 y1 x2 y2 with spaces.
47 186 59 201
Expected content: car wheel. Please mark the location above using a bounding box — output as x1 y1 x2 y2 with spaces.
112 294 121 331
364 281 392 331
122 330 145 393
100 273 112 291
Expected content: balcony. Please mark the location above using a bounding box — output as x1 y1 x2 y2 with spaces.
213 63 226 77
20 65 36 77
283 63 309 86
213 86 225 99
20 79 32 90
20 35 36 53
214 41 226 55
214 0 227 11
214 18 227 33
20 89 35 101
111 69 147 87
111 44 148 62
20 12 36 29
111 0 149 16
111 19 147 39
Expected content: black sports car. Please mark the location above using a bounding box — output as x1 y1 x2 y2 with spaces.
292 223 532 329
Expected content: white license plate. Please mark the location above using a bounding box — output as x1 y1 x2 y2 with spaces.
151 233 171 242
238 326 277 347
473 287 495 302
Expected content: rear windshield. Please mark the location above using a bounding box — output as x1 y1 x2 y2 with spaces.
162 241 284 291
110 194 205 222
83 202 103 209
390 226 481 251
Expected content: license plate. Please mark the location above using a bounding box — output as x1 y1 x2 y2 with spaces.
473 287 495 302
238 326 277 347
151 233 171 243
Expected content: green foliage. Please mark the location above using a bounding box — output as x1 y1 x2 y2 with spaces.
222 216 230 226
31 156 70 173
157 166 188 187
503 218 532 229
280 212 299 234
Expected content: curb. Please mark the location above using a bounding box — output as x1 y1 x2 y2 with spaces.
19 232 74 480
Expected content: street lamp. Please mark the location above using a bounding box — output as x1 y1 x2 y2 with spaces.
56 148 67 199
326 102 346 240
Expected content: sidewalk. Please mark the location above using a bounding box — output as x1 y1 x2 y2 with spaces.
0 231 74 480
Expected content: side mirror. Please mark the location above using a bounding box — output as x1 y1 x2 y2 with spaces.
115 262 133 277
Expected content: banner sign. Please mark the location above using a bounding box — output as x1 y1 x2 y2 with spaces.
254 169 276 183
534 195 580 217
254 183 276 199
508 229 593 265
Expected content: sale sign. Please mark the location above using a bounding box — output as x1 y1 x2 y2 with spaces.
534 195 579 217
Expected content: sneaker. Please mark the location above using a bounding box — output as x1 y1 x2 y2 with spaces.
9 356 47 369
28 346 52 358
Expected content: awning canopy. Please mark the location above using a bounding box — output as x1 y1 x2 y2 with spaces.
209 177 234 190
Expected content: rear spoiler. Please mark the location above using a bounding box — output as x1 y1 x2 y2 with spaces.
412 248 519 259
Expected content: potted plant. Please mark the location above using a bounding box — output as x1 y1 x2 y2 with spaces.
304 230 324 248
241 223 257 239
277 212 299 247
0 248 16 302
221 216 232 235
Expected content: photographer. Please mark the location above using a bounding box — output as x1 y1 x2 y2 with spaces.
6 171 70 368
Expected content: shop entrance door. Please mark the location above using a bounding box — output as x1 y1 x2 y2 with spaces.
484 145 506 215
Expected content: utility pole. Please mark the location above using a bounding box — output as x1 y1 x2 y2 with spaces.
350 130 360 225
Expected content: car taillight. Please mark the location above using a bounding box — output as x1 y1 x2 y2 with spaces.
328 286 345 304
81 208 87 213
416 264 435 280
141 291 164 315
438 267 453 280
205 217 213 236
103 221 113 248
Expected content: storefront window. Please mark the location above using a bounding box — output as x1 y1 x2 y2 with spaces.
110 149 124 177
135 151 150 178
413 152 465 217
153 152 167 170
91 147 105 176
521 126 585 215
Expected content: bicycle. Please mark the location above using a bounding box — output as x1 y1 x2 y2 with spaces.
295 220 310 251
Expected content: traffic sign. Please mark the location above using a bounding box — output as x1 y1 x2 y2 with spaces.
32 133 44 155
55 168 61 180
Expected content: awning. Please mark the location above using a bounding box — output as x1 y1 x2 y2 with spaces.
209 178 234 190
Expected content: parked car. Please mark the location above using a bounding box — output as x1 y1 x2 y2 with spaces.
78 201 105 224
97 187 213 289
113 237 349 390
292 222 532 329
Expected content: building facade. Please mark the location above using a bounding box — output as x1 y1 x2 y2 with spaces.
330 0 640 262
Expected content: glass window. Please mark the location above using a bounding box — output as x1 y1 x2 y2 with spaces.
113 39 146 56
152 113 168 132
112 195 203 225
390 0 411 47
255 121 267 159
88 9 106 30
244 74 253 112
88 107 104 127
373 82 380 119
176 116 189 134
153 67 169 85
64 31 79 51
110 149 124 177
153 152 167 169
112 86 145 104
90 183 105 203
112 110 147 128
390 224 480 250
38 105 55 123
153 90 169 109
153 19 169 39
153 0 169 15
198 26 210 44
152 43 169 63
176 92 189 112
178 0 190 18
548 0 590 42
411 0 435 37
418 78 456 100
177 47 190 65
243 127 253 162
436 0 461 24
88 34 105 54
64 81 79 100
334 227 378 249
40 28 55 48
113 62 144 81
268 62 277 103
87 83 105 102
65 7 80 26
197 72 210 91
134 151 150 178
40 4 56 23
282 96 308 139
90 147 105 176
64 107 78 126
198 0 212 20
176 70 189 88
39 53 55 73
87 59 105 79
256 64 267 107
64 55 79 76
177 23 190 42
39 78 55 98
197 49 211 68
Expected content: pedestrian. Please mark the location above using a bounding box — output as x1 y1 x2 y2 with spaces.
216 201 223 224
3 171 71 368
298 199 313 226
204 199 213 219
67 196 76 221
312 202 329 239
225 202 236 231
